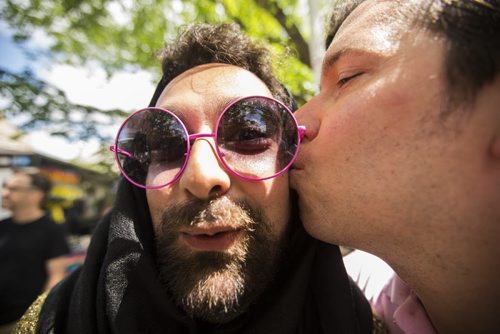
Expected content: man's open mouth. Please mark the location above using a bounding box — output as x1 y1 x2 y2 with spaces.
180 227 244 252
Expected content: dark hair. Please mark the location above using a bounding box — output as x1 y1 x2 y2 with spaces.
324 0 365 50
148 23 294 110
29 172 51 209
12 169 52 194
424 0 500 106
29 173 52 194
325 0 500 107
13 169 52 206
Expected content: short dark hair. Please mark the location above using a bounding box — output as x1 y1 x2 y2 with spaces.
325 0 500 107
424 0 500 106
148 23 293 110
27 172 52 195
324 0 365 50
13 168 52 194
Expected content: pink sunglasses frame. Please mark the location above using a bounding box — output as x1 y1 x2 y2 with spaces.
110 95 306 189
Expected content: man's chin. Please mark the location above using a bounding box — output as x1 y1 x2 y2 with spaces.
185 250 242 274
180 264 247 323
157 247 249 323
159 230 275 322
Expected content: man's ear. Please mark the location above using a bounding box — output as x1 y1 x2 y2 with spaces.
32 189 45 205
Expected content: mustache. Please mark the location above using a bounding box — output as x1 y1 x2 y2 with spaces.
158 197 262 232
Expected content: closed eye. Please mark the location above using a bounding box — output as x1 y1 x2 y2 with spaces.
337 72 363 88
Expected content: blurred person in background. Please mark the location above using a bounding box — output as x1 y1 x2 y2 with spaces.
0 169 70 334
16 23 375 334
291 0 500 332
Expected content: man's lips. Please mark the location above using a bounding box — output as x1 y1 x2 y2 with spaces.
289 164 304 176
180 226 244 252
290 160 304 171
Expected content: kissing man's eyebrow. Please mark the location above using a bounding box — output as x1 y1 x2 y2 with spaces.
321 48 359 75
320 48 363 90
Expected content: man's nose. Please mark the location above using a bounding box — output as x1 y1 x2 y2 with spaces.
294 98 320 143
178 138 231 200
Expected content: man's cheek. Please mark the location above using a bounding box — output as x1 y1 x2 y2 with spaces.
265 199 290 235
146 195 162 228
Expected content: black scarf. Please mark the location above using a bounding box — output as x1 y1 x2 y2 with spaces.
37 180 372 333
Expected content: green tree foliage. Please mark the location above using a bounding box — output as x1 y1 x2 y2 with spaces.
0 68 127 141
0 0 319 162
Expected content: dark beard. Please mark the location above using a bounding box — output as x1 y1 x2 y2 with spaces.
154 197 289 324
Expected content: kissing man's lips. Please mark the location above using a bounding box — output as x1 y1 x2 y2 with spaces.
290 159 304 170
180 226 244 252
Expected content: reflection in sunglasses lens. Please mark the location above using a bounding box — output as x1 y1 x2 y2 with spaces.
217 97 298 180
116 109 188 188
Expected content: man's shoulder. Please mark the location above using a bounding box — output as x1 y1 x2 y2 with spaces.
36 215 66 232
14 268 82 333
13 215 58 229
0 217 14 226
0 216 12 222
36 214 58 225
13 292 48 334
31 215 70 256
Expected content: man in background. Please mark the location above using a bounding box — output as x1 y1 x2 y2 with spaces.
0 169 69 333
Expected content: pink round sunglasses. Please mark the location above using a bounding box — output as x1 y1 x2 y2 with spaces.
110 95 306 189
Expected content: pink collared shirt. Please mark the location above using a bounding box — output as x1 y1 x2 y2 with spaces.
343 250 436 333
373 274 436 334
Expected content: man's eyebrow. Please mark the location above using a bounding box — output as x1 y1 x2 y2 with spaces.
320 48 367 90
321 48 358 75
212 95 242 114
160 95 242 124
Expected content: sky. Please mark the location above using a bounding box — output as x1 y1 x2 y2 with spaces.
0 21 155 162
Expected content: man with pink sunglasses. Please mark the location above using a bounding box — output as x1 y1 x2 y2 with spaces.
17 23 375 333
291 0 500 333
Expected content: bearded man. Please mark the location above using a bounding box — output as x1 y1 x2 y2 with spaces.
18 23 374 334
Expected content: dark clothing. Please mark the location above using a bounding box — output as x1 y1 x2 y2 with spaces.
0 215 70 325
37 180 373 333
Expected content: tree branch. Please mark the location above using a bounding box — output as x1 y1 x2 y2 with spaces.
253 0 311 67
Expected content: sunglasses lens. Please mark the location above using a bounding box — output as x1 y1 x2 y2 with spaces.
217 97 299 179
115 108 188 188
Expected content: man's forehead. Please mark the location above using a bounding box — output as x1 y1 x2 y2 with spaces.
8 173 31 185
162 63 268 96
326 0 410 57
164 63 237 92
156 63 272 122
